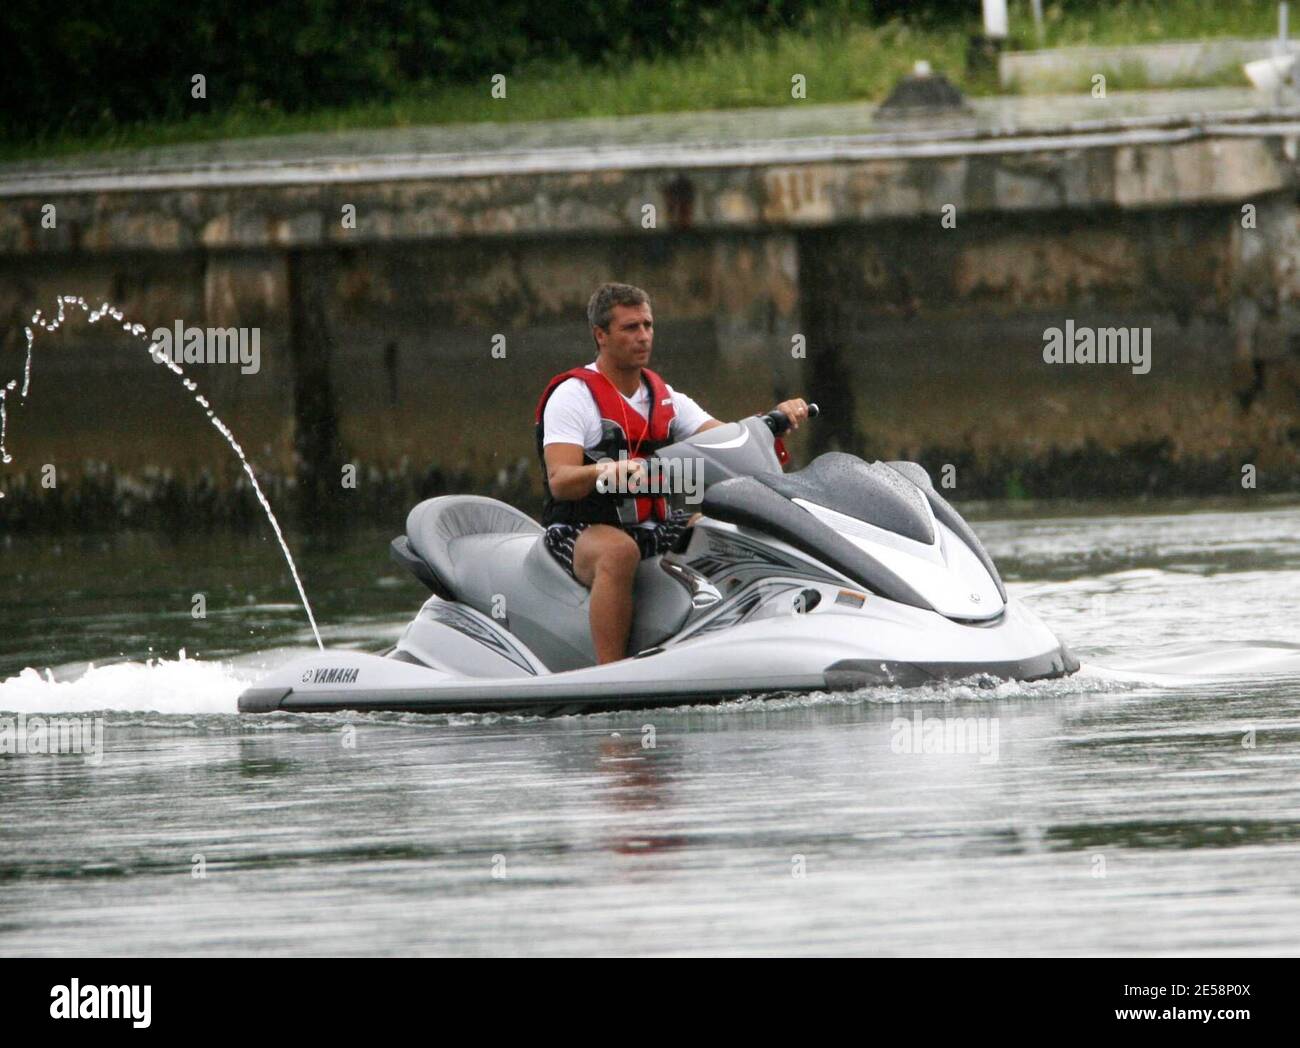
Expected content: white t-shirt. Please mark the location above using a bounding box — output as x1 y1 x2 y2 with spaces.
541 363 714 455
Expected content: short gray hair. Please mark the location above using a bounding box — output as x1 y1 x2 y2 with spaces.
587 282 650 332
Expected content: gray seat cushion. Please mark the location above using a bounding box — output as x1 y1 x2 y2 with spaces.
406 496 542 599
404 495 692 671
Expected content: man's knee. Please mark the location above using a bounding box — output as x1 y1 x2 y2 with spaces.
574 526 640 586
593 533 640 579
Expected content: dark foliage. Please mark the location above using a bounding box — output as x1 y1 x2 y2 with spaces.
4 0 884 139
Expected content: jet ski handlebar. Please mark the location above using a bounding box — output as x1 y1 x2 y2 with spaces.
761 402 820 436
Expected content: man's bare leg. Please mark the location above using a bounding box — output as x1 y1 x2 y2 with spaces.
572 525 641 664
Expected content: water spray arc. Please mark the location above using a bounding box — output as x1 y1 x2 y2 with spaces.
1 295 324 650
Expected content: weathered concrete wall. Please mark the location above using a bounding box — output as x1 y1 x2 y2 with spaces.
0 135 1289 252
4 101 1300 523
312 234 802 484
0 252 294 477
802 210 1295 462
0 233 804 524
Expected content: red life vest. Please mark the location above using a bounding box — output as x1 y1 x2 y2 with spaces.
535 365 678 526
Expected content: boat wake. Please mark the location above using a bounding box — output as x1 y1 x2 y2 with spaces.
0 651 259 715
1086 640 1300 685
4 639 1297 720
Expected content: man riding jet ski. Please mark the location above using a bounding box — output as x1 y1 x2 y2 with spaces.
536 282 810 664
238 288 1078 716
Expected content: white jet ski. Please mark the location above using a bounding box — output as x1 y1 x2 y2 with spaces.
239 407 1077 716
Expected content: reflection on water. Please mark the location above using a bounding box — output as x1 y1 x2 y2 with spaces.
2 499 1300 955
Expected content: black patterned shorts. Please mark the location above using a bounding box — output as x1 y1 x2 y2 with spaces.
544 510 693 580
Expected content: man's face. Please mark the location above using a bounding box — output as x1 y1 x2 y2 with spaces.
595 303 653 368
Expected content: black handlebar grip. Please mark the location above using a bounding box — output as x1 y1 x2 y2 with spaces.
761 403 820 435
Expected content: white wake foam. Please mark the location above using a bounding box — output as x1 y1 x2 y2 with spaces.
1091 642 1300 683
0 651 252 714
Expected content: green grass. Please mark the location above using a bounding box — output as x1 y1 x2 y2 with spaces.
2 19 973 162
2 1 1286 163
1008 0 1283 50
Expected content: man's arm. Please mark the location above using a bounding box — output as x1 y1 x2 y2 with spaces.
542 382 643 499
686 396 810 437
544 443 644 500
669 389 721 438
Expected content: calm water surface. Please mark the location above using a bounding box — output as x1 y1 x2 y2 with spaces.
2 499 1300 956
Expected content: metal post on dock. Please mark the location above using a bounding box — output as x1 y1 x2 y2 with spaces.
1030 0 1045 48
982 0 1008 42
1278 2 1291 106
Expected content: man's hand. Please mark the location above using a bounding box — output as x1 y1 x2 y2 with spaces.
596 456 648 494
775 397 811 430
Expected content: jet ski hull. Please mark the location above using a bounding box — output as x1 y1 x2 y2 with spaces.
237 428 1080 717
238 595 1078 716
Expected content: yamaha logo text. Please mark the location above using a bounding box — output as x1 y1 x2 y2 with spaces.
308 667 360 685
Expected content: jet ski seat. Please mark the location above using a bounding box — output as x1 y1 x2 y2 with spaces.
398 495 542 600
393 495 696 671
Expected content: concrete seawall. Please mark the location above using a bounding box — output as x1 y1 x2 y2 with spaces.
3 89 1300 526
